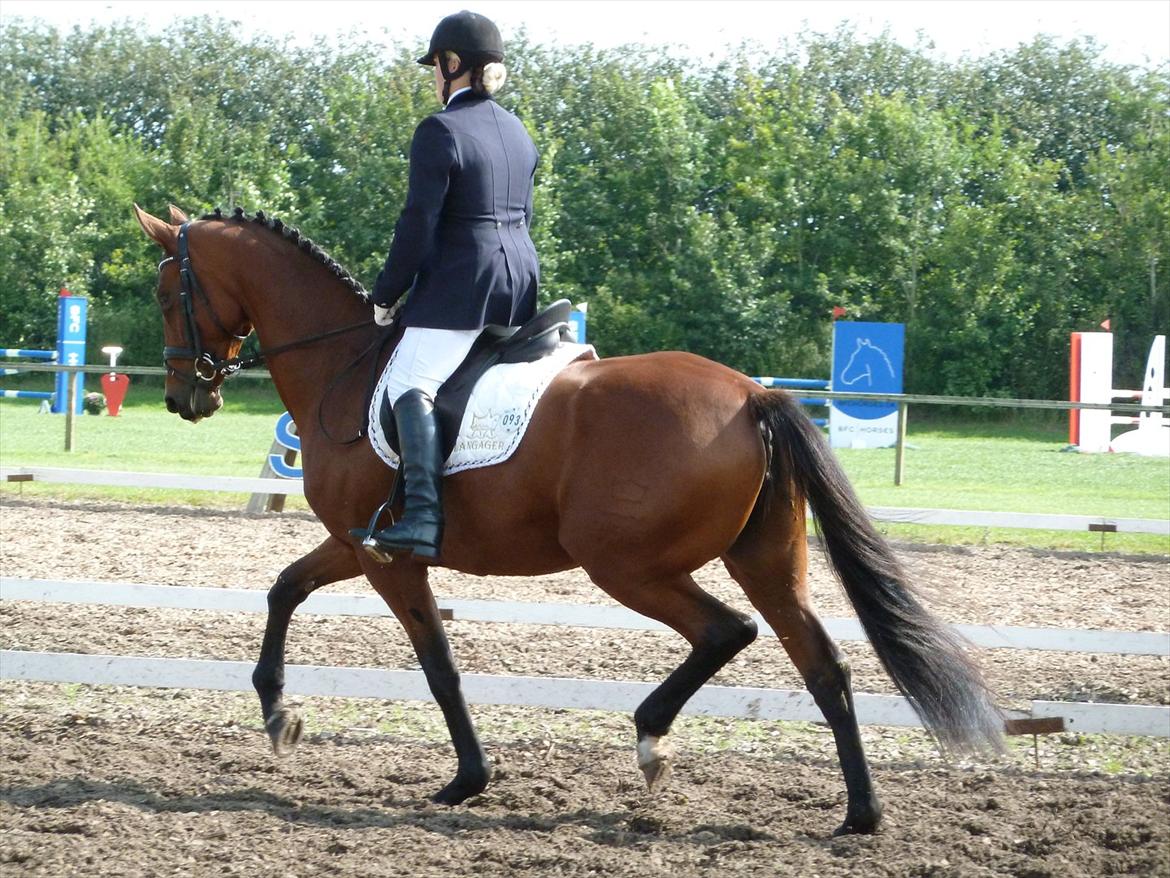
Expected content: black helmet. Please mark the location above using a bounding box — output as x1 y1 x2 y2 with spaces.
417 11 504 66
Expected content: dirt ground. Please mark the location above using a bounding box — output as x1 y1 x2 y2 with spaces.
1 495 1168 877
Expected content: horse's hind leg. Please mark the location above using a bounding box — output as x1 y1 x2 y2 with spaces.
723 532 882 836
585 570 758 791
253 535 361 756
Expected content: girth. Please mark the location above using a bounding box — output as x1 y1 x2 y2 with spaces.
379 299 573 463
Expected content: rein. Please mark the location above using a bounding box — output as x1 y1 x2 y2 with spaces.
161 223 374 388
318 327 399 445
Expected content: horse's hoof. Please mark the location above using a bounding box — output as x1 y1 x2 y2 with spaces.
430 761 491 805
265 707 303 757
832 800 883 836
637 735 674 793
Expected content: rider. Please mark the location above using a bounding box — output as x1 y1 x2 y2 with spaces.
365 10 540 560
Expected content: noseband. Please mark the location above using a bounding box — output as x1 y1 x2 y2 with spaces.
159 222 382 389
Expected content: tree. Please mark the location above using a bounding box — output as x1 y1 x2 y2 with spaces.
0 18 1165 389
0 113 98 347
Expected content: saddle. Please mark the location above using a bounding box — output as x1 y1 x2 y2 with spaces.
379 299 574 463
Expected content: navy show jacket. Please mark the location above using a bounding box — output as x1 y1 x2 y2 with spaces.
372 90 540 330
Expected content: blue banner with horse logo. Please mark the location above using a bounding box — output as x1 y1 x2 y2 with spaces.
829 321 904 449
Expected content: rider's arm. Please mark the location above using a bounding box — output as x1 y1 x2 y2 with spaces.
372 116 457 308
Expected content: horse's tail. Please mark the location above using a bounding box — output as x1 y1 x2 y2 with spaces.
747 390 1004 753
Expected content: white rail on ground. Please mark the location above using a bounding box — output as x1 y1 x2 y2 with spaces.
4 577 1169 736
3 650 1167 737
3 577 1168 657
1 466 303 496
0 650 915 727
866 506 1169 536
4 466 1167 535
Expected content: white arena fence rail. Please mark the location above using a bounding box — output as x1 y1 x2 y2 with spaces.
2 466 304 496
4 466 1167 536
2 576 1168 738
6 650 1165 737
4 577 1168 657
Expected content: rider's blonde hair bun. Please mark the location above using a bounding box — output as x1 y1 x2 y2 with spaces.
480 62 507 94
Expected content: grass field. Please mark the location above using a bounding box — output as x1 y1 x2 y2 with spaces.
1 383 1167 554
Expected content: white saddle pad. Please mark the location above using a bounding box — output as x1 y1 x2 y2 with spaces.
369 341 596 474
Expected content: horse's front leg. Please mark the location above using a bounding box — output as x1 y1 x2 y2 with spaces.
361 556 490 805
253 535 361 756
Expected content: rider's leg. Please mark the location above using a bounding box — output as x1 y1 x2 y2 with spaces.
363 327 478 561
369 388 445 558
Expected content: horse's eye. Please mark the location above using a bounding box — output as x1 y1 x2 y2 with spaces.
156 288 173 310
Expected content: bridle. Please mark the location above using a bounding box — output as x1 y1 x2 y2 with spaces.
159 223 251 388
159 222 377 389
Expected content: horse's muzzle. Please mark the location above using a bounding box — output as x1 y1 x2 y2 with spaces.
165 386 223 422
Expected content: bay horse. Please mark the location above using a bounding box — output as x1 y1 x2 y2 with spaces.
134 205 1002 835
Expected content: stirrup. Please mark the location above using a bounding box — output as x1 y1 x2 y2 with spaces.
350 469 408 564
349 497 400 564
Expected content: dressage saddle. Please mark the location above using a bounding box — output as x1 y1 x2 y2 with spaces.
379 298 574 463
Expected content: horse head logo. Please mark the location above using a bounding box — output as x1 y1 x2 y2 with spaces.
840 338 896 387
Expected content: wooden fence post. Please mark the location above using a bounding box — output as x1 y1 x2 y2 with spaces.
64 376 77 452
245 431 299 514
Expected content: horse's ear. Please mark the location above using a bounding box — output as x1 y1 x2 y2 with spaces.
133 204 178 254
167 204 190 224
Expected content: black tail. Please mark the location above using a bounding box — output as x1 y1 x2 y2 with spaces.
748 391 1004 753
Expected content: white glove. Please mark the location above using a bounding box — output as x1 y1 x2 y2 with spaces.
373 304 395 326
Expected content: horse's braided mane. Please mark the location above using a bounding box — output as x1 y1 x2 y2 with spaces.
199 207 369 301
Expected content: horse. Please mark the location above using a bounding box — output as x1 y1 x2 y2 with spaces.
133 204 1002 836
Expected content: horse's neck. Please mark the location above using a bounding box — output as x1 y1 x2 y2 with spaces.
237 261 380 439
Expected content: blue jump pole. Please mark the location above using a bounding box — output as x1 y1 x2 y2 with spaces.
1 390 54 400
752 376 831 390
0 349 57 360
1 294 86 413
1 351 57 405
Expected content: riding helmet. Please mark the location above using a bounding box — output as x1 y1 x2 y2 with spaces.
417 11 504 66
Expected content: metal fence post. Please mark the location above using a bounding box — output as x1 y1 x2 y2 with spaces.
894 402 908 485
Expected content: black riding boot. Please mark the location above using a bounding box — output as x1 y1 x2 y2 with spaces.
368 389 444 559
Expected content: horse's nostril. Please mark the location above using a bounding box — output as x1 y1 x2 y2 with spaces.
165 396 180 413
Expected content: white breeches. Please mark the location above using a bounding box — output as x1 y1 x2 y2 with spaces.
382 326 481 405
